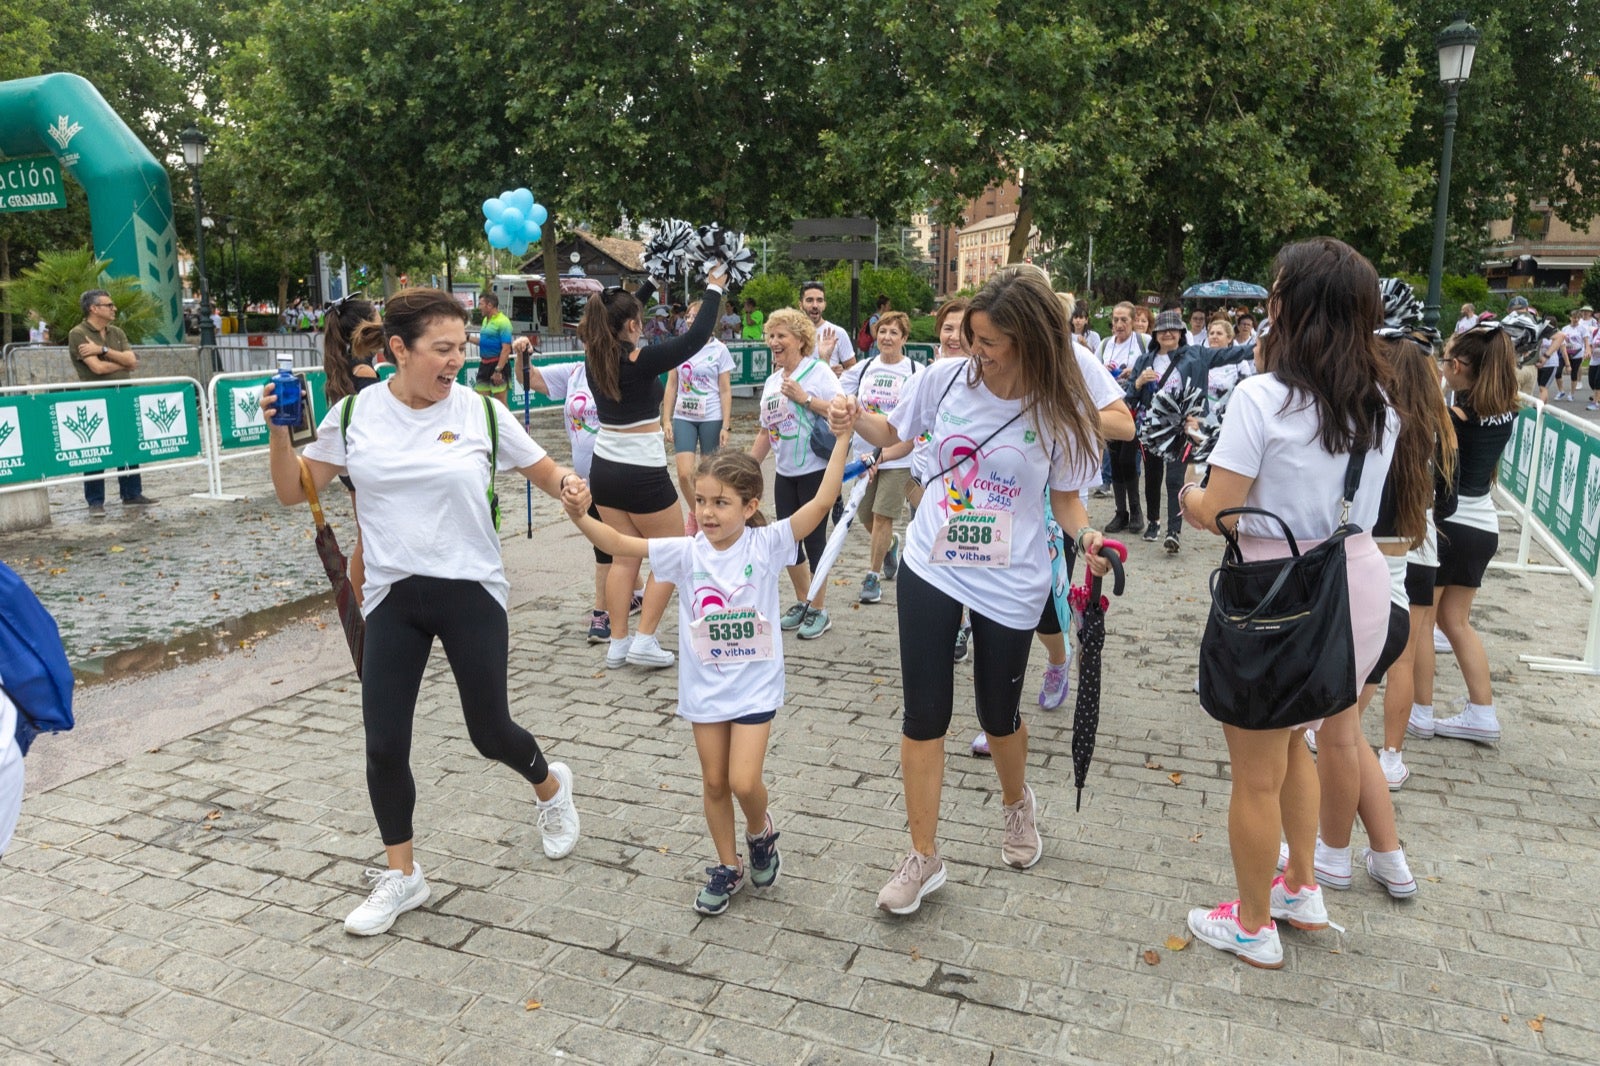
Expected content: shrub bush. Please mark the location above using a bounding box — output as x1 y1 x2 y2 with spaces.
737 274 798 316
0 248 161 343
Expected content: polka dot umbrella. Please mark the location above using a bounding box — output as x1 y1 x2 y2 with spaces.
1068 539 1127 811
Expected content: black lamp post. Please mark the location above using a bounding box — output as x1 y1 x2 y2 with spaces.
1421 15 1481 332
179 125 215 348
228 218 242 324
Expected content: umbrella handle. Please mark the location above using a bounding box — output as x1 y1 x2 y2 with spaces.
298 458 328 530
1091 541 1127 598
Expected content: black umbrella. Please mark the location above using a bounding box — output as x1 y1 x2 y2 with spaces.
298 460 365 678
1069 540 1127 810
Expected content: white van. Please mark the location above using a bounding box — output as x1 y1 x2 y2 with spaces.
488 274 604 336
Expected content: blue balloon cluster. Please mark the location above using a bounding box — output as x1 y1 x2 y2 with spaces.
482 188 548 257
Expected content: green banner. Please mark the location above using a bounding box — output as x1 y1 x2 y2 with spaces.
1499 405 1540 500
214 370 335 451
0 155 66 213
1530 416 1600 577
0 383 201 484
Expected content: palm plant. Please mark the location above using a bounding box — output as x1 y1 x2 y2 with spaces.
1 248 160 343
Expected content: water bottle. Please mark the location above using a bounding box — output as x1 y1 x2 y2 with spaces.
270 354 304 427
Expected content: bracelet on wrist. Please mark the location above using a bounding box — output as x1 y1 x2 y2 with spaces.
1073 526 1094 552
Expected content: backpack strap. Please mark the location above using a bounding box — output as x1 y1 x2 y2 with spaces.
483 394 502 532
338 394 356 446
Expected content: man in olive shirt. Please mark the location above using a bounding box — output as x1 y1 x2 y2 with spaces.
67 289 155 516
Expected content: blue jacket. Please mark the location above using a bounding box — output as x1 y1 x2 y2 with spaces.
1122 341 1256 410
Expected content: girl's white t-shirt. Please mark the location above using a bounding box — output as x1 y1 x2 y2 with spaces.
673 340 736 423
649 520 797 723
303 382 547 615
537 362 599 479
840 356 920 470
759 357 842 478
1207 373 1398 541
890 358 1102 629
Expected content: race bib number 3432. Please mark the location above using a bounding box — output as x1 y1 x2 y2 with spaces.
930 510 1012 568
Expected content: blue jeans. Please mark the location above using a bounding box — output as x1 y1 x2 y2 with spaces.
84 466 142 506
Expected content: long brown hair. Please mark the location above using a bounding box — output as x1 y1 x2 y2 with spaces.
578 288 642 402
695 450 767 526
1380 333 1458 547
962 266 1102 462
322 295 377 403
1446 327 1520 418
1258 238 1389 455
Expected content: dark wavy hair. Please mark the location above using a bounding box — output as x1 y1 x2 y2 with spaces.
1379 332 1457 547
1257 238 1389 455
578 288 642 402
322 295 378 403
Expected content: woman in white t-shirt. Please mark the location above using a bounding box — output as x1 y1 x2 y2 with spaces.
516 355 643 643
750 309 843 641
1180 239 1398 969
664 301 736 534
842 266 1111 916
266 288 584 938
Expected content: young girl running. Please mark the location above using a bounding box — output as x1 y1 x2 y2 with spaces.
562 436 853 914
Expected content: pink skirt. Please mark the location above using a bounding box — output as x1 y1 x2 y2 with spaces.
1235 531 1388 731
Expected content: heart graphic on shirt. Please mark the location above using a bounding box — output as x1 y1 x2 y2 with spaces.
710 648 721 658
945 549 958 561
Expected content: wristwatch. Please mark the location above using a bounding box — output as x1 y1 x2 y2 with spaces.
101 345 108 356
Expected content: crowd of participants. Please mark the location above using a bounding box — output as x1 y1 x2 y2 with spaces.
219 238 1531 972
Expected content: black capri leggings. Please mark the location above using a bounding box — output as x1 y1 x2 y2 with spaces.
1142 445 1186 526
1589 361 1600 391
775 469 828 568
362 576 550 845
898 564 1038 741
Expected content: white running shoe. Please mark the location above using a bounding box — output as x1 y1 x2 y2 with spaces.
1363 847 1418 898
625 633 676 668
1186 900 1283 969
605 636 633 669
1433 626 1452 654
1406 703 1435 739
536 763 581 859
1378 747 1409 790
1277 837 1352 889
344 863 429 936
1303 728 1317 754
1269 875 1330 930
1433 699 1500 744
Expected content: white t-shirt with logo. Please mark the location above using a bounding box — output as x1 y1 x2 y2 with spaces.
1097 333 1146 378
840 356 920 470
649 520 797 723
535 362 599 479
1208 373 1398 541
889 358 1102 629
759 357 842 478
673 340 736 423
303 382 547 615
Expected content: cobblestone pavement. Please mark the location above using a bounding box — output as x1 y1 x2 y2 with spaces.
2 411 1599 1064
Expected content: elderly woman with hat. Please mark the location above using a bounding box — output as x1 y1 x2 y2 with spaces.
1117 310 1256 550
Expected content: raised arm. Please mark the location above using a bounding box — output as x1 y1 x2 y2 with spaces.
560 477 650 559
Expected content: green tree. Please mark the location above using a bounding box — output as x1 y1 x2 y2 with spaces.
738 275 798 316
1 249 161 343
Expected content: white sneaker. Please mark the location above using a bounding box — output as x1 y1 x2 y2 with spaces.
344 863 429 936
625 633 675 668
536 762 580 859
1363 847 1418 898
1269 875 1331 930
1277 837 1352 889
1433 699 1500 744
1432 626 1452 654
605 636 633 669
1303 728 1317 753
1378 747 1410 790
1406 703 1435 739
1186 900 1283 969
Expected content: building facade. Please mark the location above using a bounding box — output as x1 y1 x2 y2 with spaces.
1483 207 1597 295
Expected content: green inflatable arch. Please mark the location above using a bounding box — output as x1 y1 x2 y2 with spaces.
1 73 183 343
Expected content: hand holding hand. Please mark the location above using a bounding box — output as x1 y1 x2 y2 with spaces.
561 476 591 519
827 395 856 434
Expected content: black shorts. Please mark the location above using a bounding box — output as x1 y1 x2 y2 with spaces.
1435 520 1498 589
1404 563 1436 607
588 502 612 565
1537 366 1556 387
589 454 679 514
1365 603 1411 684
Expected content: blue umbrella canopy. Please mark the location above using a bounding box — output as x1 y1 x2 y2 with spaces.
1182 279 1270 300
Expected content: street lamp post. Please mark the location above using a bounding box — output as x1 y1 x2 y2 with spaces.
1422 16 1481 332
179 125 215 349
228 218 242 322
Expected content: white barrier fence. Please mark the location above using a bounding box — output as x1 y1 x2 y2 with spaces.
1489 395 1600 675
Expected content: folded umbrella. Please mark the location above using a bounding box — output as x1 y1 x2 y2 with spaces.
1068 539 1127 810
802 452 878 605
298 459 365 678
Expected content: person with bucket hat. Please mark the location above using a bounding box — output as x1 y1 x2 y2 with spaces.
1117 309 1256 548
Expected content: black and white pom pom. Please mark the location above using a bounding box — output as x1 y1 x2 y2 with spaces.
1189 411 1224 464
643 219 696 279
1137 386 1208 463
1379 277 1424 332
1500 311 1555 367
690 223 756 287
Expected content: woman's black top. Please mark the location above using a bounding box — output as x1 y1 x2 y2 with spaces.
1435 403 1515 519
592 289 723 428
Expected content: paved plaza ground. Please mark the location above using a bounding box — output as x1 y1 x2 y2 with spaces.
2 402 1598 1064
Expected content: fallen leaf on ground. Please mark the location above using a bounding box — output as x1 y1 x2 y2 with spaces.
1424 876 1441 883
48 568 68 576
108 545 125 553
1528 1015 1545 1033
656 846 668 854
204 810 221 821
909 947 921 962
1501 1015 1510 1024
1144 759 1163 770
1168 772 1184 786
1142 950 1160 966
525 1000 542 1011
1164 934 1192 951
270 679 284 685
1187 831 1203 843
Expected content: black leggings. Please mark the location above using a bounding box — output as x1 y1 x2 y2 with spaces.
1589 361 1600 391
362 576 549 845
1142 446 1185 527
775 469 828 568
1107 439 1140 483
897 565 1037 741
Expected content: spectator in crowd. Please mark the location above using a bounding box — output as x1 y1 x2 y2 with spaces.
799 281 856 374
67 290 155 517
741 297 765 341
1454 303 1478 334
1186 307 1209 348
